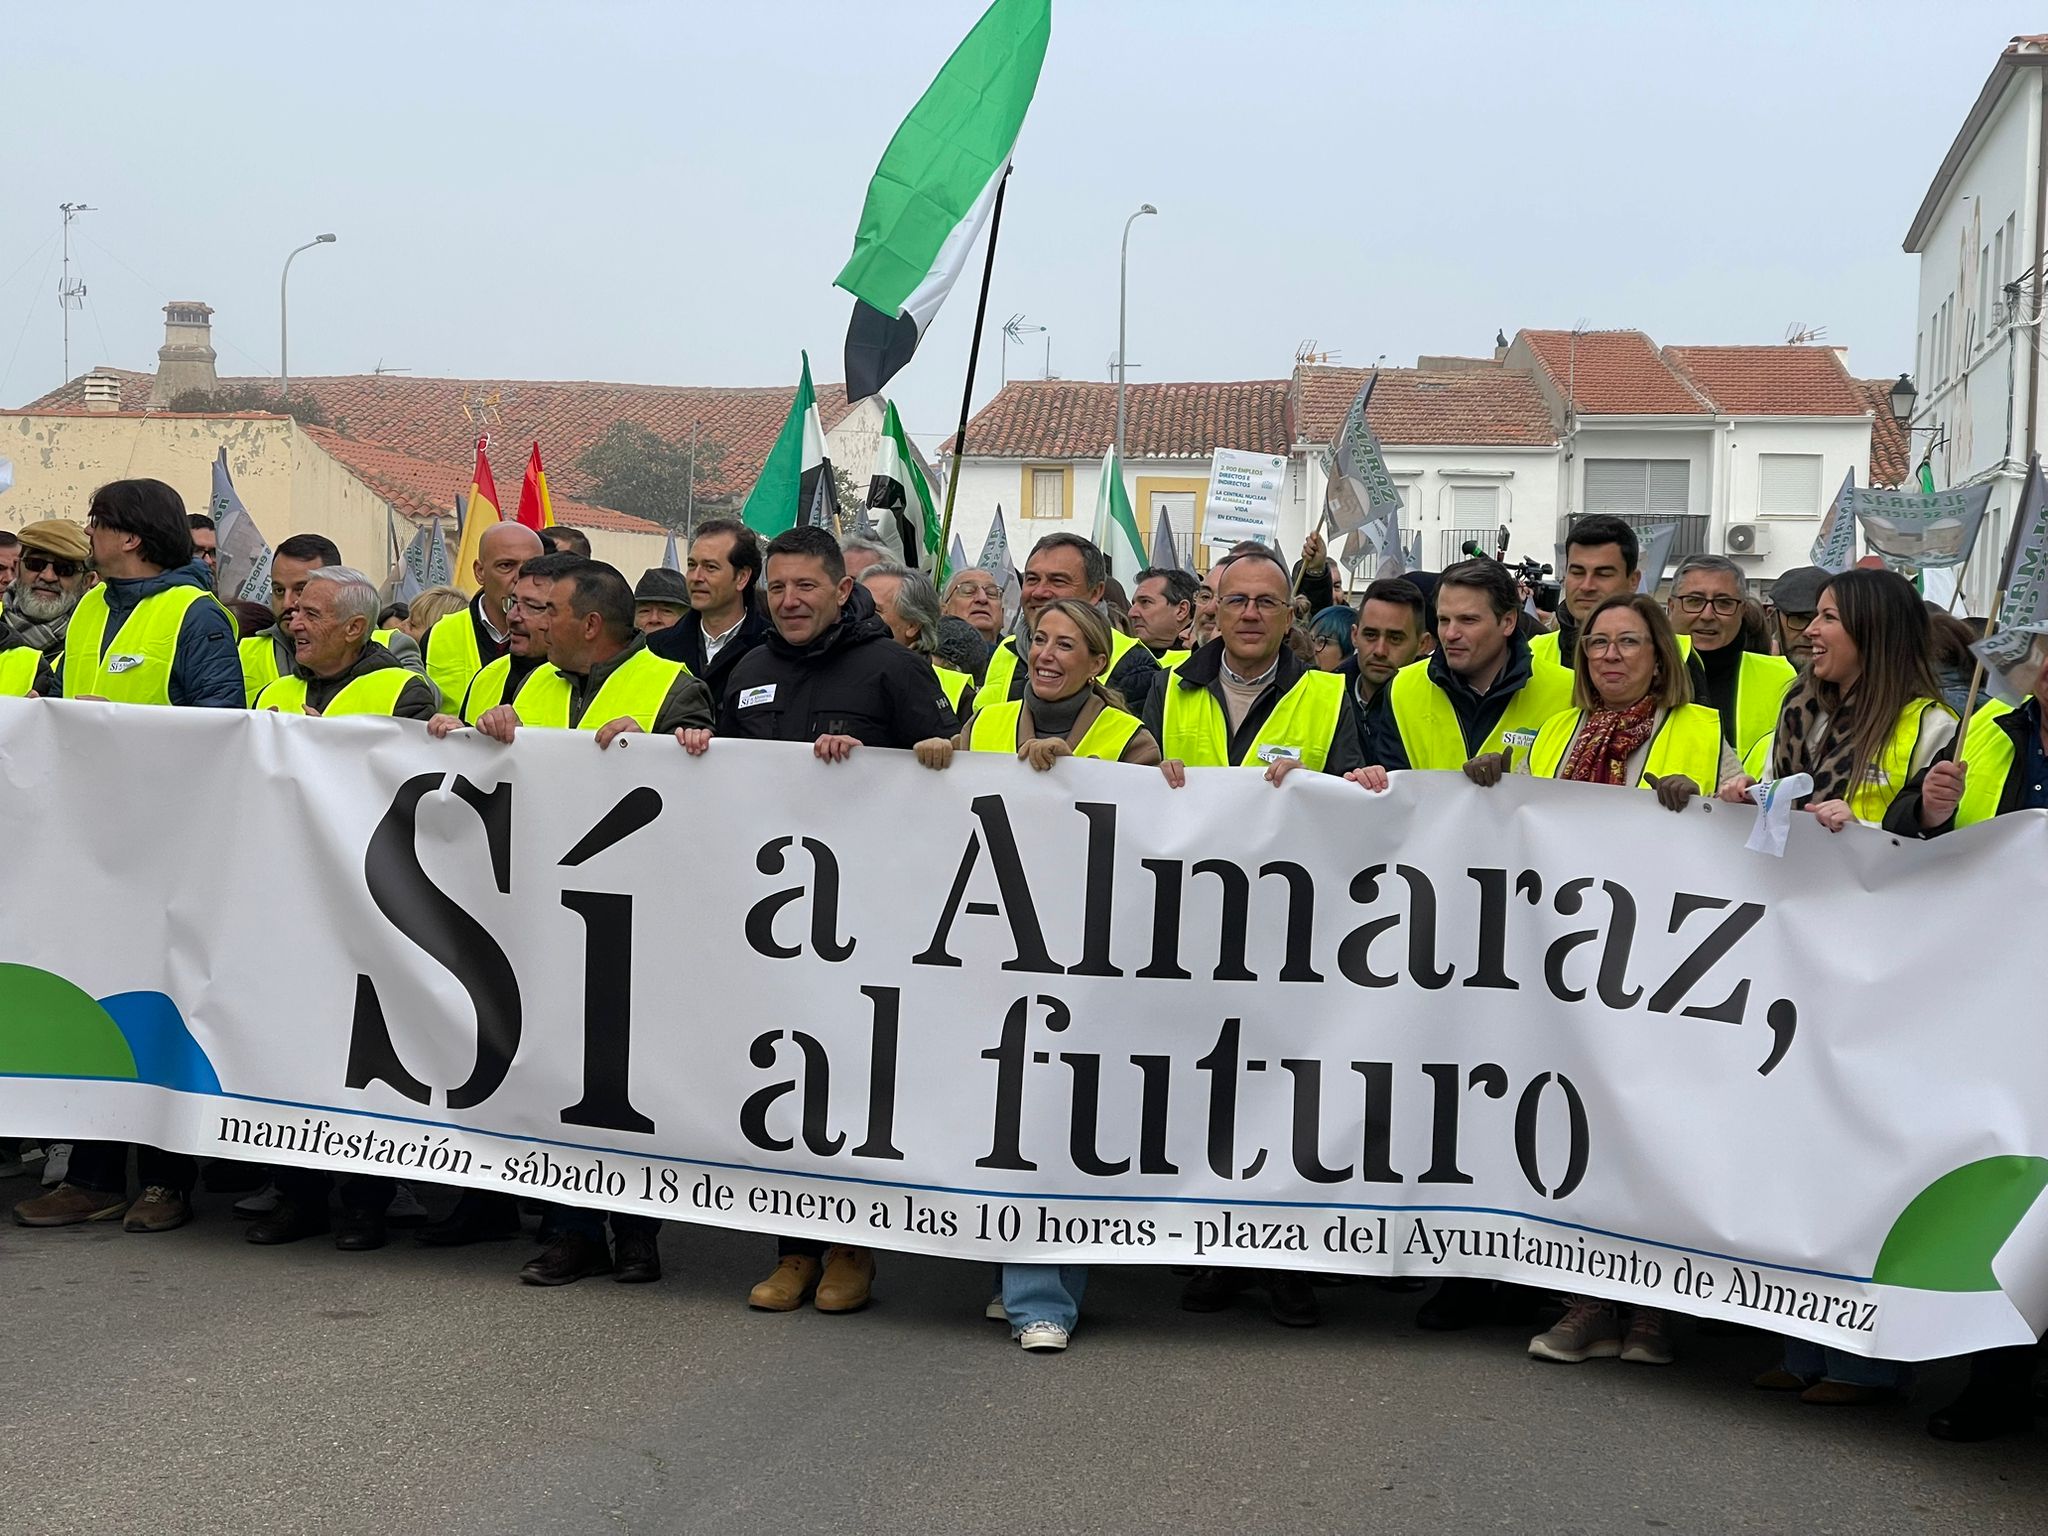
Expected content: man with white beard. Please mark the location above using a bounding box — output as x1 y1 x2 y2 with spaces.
0 520 92 696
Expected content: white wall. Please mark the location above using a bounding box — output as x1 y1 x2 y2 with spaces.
1718 416 1876 581
1909 67 2041 613
1295 444 1560 579
1567 422 1717 524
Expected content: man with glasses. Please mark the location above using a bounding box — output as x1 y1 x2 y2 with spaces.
977 533 1157 710
423 521 545 712
0 520 93 695
1666 553 1793 762
1147 545 1362 1329
1764 564 1828 671
187 513 218 581
940 566 1007 651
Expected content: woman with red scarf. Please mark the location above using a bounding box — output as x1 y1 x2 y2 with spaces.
1460 592 1738 1368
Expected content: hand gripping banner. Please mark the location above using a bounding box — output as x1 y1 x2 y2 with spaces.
3 700 2047 1360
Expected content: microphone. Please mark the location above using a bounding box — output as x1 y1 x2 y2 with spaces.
1460 541 1487 559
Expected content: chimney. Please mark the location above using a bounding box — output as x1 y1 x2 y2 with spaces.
82 373 122 413
146 301 219 406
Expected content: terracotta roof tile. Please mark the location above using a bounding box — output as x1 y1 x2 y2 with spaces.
1855 378 1912 488
27 368 853 505
951 379 1291 459
1290 365 1558 447
1517 330 1712 415
1662 345 1869 416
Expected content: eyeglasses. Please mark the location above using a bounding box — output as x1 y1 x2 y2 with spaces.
950 582 1001 600
1675 593 1742 616
21 554 84 579
1581 634 1649 657
1310 632 1339 649
1221 593 1288 615
1778 610 1817 631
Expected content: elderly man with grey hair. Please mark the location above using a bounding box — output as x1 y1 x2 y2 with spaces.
859 560 976 715
840 534 893 581
1667 551 1793 762
252 565 438 721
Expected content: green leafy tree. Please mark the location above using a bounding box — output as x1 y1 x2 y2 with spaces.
576 423 732 532
168 381 335 429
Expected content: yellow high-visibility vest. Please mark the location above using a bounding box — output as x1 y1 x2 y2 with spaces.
1955 699 2021 828
460 654 528 724
1160 670 1345 771
936 666 971 713
0 647 40 697
1385 657 1573 769
1527 703 1724 791
255 668 413 717
63 585 218 706
238 632 284 707
513 648 688 732
968 698 1144 761
424 606 485 714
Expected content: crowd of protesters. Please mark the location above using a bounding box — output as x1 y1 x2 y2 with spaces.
0 482 2039 1441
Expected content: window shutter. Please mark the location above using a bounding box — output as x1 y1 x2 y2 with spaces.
1451 485 1498 522
1583 460 1646 514
1646 460 1689 515
1757 454 1821 517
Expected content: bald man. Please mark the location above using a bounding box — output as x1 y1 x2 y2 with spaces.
425 522 546 712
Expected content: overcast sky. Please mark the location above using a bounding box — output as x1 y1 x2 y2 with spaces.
0 1 2034 444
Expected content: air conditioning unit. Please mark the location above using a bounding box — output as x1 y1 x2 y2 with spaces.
1725 522 1772 557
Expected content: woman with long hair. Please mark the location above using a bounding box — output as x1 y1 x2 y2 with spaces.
1723 568 1958 834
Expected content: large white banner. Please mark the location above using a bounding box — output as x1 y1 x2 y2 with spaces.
4 701 2048 1360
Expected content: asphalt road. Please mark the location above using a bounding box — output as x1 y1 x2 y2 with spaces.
2 1175 2041 1536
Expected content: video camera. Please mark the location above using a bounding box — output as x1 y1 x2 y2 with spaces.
1459 529 1561 613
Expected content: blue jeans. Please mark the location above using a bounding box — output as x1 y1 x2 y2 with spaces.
1002 1264 1087 1333
1783 1337 1911 1389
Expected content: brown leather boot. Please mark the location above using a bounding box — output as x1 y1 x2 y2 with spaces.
748 1254 821 1311
815 1246 875 1313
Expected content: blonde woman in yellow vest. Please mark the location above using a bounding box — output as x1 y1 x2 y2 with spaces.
914 600 1160 780
1719 568 1957 835
1467 593 1740 815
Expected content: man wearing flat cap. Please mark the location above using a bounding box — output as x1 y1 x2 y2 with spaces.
633 567 690 636
0 519 93 696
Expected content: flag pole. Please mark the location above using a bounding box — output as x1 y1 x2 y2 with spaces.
935 166 1013 574
1298 365 1379 596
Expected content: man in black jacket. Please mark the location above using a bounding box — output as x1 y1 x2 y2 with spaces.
676 524 955 1316
646 517 774 703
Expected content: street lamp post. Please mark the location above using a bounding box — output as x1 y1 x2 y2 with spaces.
279 233 337 395
1116 204 1157 465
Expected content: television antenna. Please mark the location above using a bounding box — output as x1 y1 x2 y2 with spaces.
1295 339 1342 366
373 359 411 376
1784 321 1829 346
57 202 94 384
1000 313 1047 387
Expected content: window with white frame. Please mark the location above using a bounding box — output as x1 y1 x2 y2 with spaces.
1583 459 1689 516
1757 453 1823 518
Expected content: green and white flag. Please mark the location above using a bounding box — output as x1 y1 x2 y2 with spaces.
866 399 942 573
1090 446 1145 586
835 0 1052 399
744 352 838 538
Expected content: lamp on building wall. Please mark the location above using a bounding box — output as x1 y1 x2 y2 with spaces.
1888 372 1917 423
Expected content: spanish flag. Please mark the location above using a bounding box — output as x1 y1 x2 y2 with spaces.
516 441 555 530
453 436 502 594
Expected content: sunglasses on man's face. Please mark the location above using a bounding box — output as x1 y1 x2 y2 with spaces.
22 554 83 579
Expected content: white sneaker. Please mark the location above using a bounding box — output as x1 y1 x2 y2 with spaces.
233 1183 281 1219
1018 1321 1070 1352
41 1144 70 1187
984 1294 1008 1322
